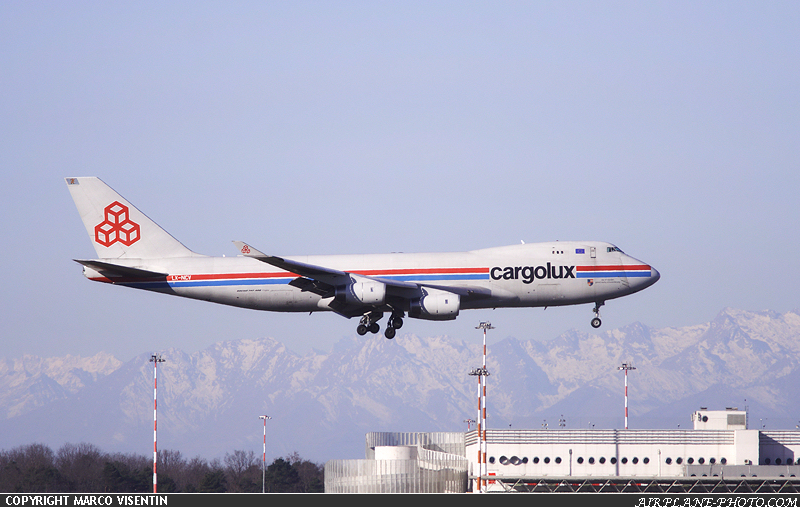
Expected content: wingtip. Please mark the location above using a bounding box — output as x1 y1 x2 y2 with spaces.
232 240 266 257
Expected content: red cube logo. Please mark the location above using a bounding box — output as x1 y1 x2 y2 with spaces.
95 201 141 247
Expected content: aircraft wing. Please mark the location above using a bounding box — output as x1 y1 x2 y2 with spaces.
233 241 494 316
233 241 420 291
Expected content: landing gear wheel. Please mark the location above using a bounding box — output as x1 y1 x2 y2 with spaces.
385 327 396 339
357 324 368 336
390 316 404 330
369 322 380 334
591 301 604 329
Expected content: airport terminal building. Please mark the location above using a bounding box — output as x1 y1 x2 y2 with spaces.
324 409 800 493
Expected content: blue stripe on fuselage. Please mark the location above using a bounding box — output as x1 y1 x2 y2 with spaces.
122 273 490 290
577 272 652 278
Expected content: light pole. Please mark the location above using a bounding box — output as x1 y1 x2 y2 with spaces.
618 362 636 429
149 354 165 494
470 321 494 493
259 415 271 493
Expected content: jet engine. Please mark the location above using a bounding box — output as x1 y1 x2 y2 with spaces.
409 288 460 321
339 279 386 305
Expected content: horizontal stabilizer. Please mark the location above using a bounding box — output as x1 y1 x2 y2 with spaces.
74 259 167 279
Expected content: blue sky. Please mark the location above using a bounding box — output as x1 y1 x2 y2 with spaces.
2 1 798 361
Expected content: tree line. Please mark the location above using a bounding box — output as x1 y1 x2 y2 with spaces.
0 443 324 493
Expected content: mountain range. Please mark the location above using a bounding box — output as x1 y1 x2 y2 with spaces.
2 308 799 463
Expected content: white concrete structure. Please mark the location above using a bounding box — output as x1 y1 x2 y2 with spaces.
324 409 800 493
324 432 468 493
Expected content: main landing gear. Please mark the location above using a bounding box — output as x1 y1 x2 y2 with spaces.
384 315 403 339
356 312 404 339
591 301 604 328
356 313 380 336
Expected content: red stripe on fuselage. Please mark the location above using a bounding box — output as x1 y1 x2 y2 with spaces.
576 265 650 272
352 267 489 276
167 272 298 281
89 267 490 284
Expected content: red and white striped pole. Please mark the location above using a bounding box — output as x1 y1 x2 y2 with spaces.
618 362 636 430
259 415 271 493
150 354 165 494
471 322 494 493
476 374 482 492
481 324 488 488
468 366 485 491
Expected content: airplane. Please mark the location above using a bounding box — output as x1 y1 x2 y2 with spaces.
65 177 660 339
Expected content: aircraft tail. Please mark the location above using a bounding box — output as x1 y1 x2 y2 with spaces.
65 177 198 259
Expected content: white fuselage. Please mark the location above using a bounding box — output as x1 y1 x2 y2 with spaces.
83 241 659 315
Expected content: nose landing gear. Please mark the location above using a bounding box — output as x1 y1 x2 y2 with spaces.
591 301 604 328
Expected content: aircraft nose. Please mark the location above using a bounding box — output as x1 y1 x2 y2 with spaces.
651 266 660 283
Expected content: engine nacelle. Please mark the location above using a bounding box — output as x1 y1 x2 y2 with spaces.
339 279 386 306
408 289 460 321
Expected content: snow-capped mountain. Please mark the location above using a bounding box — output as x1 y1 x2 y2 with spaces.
1 308 799 463
0 352 121 419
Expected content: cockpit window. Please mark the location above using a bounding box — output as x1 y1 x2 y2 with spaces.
607 246 624 253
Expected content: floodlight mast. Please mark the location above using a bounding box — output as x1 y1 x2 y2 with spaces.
259 415 271 493
618 362 636 429
149 353 165 494
470 321 494 493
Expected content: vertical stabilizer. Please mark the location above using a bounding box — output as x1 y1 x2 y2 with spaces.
65 177 199 259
